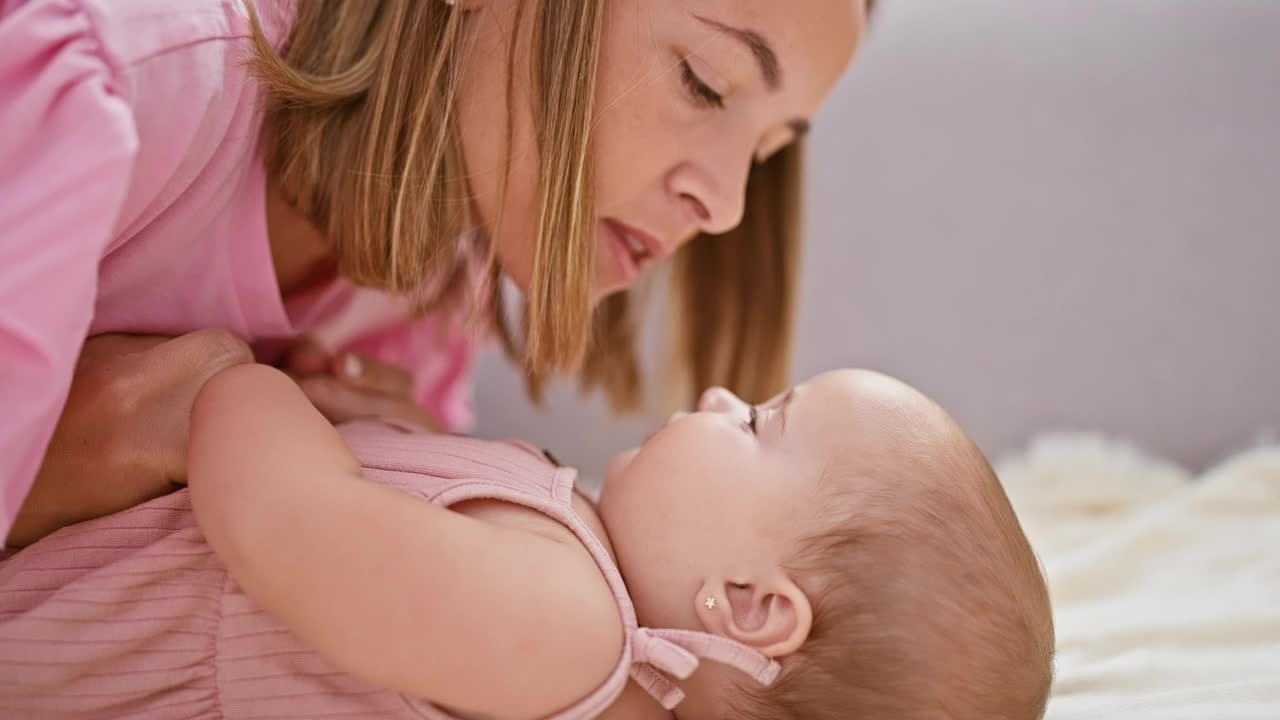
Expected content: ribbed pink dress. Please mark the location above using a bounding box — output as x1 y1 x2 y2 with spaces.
0 423 780 719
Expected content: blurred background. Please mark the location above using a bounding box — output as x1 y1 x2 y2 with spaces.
474 0 1280 483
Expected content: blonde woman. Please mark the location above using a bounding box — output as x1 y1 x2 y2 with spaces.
0 0 872 545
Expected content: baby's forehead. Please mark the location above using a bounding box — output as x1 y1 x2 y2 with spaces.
803 369 923 402
792 376 970 471
794 371 938 434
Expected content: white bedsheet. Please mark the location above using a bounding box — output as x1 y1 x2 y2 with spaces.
998 434 1280 719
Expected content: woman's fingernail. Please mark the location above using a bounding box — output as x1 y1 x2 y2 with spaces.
343 354 363 379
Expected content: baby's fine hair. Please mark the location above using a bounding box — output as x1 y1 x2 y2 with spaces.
731 423 1055 719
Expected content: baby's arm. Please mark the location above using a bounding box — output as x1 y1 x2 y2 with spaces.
188 365 622 718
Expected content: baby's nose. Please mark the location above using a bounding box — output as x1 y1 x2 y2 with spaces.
697 386 745 415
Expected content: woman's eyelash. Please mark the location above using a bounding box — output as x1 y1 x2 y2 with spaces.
681 60 725 109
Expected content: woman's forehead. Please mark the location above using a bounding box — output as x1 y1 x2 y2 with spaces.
701 1 864 63
675 0 864 103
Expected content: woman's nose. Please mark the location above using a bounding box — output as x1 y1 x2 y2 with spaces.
667 151 750 237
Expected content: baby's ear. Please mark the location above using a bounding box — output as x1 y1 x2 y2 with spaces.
695 573 812 657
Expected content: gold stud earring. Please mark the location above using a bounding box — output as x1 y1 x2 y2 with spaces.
704 597 718 610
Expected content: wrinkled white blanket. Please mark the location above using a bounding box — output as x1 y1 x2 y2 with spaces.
998 434 1280 719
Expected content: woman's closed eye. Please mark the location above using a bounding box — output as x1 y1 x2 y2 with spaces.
681 60 725 109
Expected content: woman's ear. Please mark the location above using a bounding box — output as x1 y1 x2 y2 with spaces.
695 573 813 657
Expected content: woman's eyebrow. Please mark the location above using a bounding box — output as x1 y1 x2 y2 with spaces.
692 14 783 92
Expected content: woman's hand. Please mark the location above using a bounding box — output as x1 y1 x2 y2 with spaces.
8 331 253 547
282 338 442 433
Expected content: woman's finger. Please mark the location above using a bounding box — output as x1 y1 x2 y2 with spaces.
282 337 332 376
296 375 441 432
331 352 415 398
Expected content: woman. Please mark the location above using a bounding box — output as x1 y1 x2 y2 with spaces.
0 0 871 544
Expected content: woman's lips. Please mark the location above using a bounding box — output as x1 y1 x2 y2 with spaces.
602 218 670 286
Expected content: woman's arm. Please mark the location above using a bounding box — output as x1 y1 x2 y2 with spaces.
188 365 623 718
0 4 140 543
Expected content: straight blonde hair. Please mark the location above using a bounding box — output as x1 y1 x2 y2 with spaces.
246 0 803 410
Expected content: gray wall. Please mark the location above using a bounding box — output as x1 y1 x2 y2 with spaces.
474 0 1280 482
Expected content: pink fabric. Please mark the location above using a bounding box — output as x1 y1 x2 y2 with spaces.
0 0 480 539
630 629 782 709
0 424 780 718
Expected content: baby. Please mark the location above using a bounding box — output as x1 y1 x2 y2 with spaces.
0 366 1054 719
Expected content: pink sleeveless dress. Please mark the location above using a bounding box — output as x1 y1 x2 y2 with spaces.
0 422 779 718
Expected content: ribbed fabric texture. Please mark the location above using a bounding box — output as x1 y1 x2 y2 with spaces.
0 422 779 718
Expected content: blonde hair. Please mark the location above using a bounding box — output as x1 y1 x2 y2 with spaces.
245 0 803 410
734 433 1056 719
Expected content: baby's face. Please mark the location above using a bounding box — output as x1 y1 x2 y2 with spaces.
599 368 955 630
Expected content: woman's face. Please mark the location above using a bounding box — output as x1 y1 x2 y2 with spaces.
456 0 868 303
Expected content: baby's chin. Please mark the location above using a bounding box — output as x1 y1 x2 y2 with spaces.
603 447 641 485
596 448 640 523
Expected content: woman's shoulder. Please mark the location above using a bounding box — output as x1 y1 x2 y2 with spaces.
84 0 296 268
81 0 292 153
2 0 289 113
71 0 291 71
2 0 295 255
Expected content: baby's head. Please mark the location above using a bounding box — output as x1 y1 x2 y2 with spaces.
598 369 1054 719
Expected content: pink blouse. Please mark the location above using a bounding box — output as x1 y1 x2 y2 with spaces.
0 0 483 539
